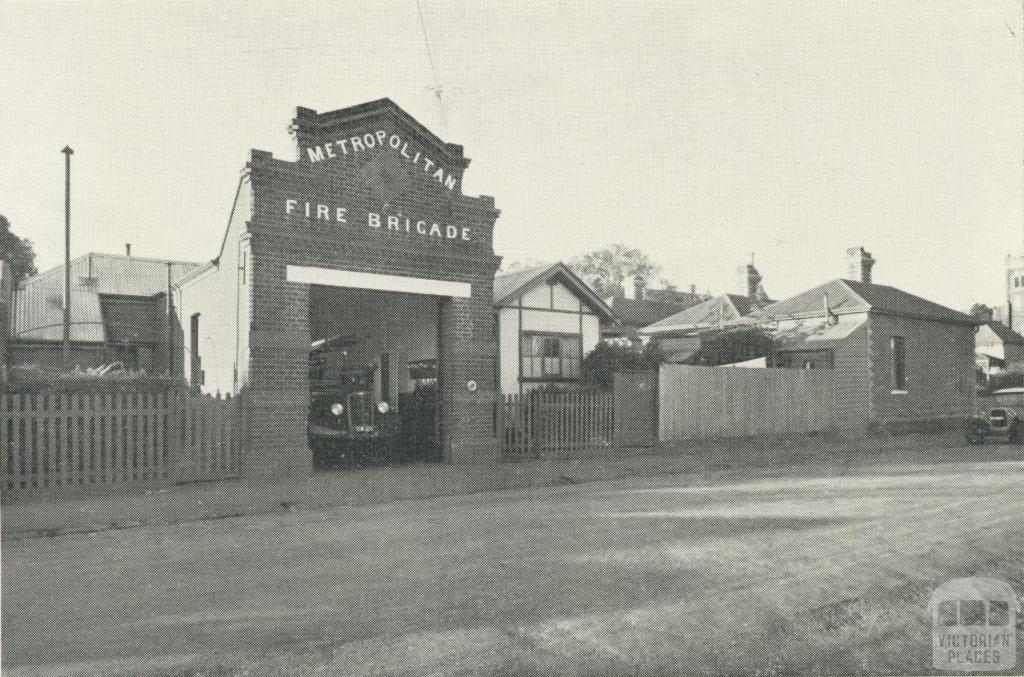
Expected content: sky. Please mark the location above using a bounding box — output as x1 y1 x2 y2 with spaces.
1 1 1022 311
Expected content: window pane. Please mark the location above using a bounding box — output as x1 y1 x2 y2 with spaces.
892 336 906 389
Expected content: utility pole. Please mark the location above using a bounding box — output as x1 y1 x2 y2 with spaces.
61 145 73 370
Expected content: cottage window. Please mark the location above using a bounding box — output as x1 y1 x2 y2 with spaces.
521 333 582 381
891 336 906 391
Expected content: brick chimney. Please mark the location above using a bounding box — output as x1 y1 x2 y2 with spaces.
846 247 876 284
633 275 646 301
623 274 646 300
739 262 762 300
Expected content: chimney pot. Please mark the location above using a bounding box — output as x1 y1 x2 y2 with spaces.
125 243 132 257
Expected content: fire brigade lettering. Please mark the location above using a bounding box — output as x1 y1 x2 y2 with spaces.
285 199 470 241
304 130 458 192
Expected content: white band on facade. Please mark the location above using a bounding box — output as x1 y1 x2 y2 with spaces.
286 265 471 298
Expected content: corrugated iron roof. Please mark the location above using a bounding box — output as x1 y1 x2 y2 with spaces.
640 294 754 335
12 253 200 343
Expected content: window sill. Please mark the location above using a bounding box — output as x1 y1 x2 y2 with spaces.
891 390 908 395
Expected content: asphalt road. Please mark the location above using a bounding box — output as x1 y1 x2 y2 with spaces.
4 445 1024 676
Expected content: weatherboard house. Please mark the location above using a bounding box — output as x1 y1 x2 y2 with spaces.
494 263 615 395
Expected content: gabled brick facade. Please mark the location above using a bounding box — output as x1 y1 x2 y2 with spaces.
178 100 502 474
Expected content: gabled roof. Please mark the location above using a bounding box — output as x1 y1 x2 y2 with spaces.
640 293 755 335
493 262 615 320
979 321 1024 346
756 278 976 325
12 253 200 342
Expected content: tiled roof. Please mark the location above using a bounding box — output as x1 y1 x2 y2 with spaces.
12 253 200 342
640 294 754 335
756 278 976 325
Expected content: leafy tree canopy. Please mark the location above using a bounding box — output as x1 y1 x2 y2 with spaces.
581 340 663 391
683 326 777 367
969 303 994 322
0 214 37 283
569 243 660 298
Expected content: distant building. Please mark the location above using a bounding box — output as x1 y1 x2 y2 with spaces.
637 257 773 361
975 321 1024 383
601 275 706 340
8 253 199 374
1006 254 1024 334
638 293 758 362
493 262 615 394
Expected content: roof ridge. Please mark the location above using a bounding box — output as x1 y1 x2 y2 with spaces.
836 278 870 308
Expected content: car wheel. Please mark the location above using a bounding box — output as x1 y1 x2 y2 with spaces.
965 421 986 445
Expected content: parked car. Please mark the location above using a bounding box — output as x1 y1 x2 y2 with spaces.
965 406 1023 445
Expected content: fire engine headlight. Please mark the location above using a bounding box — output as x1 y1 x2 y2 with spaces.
377 402 390 414
330 403 344 416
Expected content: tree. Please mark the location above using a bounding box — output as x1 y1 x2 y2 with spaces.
969 303 994 322
684 325 778 366
569 243 660 298
0 214 37 283
580 340 663 391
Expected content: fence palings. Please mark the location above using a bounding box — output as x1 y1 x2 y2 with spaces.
497 390 613 461
2 387 240 498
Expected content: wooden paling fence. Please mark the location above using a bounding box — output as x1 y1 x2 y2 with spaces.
659 364 843 441
1 388 240 498
497 391 614 460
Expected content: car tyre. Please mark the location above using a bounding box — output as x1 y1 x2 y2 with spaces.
965 420 986 445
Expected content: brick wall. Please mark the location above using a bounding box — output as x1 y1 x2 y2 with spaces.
236 102 501 474
867 312 976 426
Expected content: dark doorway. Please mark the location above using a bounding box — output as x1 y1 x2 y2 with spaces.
307 286 441 468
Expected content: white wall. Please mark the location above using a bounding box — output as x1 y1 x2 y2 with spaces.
497 278 602 394
176 181 251 395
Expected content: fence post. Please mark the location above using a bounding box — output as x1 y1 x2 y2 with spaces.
168 388 183 483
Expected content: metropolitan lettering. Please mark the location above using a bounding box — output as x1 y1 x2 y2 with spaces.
304 130 458 192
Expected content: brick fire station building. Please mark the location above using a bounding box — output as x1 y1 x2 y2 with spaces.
176 99 502 474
